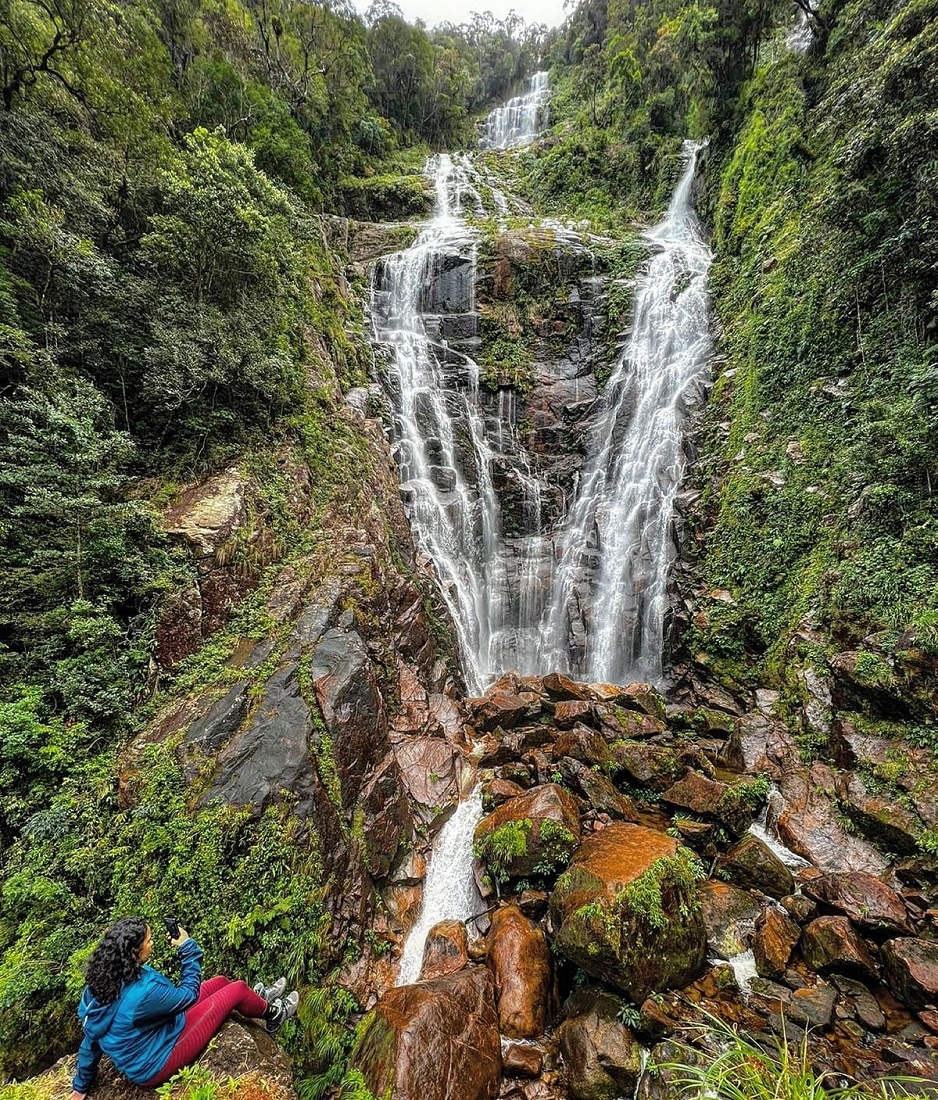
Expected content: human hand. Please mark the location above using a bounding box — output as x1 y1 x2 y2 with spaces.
169 926 190 948
70 1090 87 1099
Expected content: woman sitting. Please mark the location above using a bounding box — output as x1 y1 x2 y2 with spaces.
69 917 298 1097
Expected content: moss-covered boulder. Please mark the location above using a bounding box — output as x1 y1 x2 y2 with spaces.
549 823 706 1002
474 784 581 884
556 987 645 1100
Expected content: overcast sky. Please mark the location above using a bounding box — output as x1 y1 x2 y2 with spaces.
351 0 569 30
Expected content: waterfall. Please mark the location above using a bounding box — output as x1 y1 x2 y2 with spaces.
537 141 713 686
481 71 551 150
786 5 814 53
371 150 551 692
397 786 484 985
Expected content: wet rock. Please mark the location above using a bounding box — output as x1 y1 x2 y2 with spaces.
557 988 645 1100
550 823 706 1002
781 894 817 923
831 976 887 1031
420 920 470 981
542 672 590 700
179 680 250 767
517 889 549 919
610 741 682 791
484 778 529 809
466 691 541 732
698 881 760 959
556 757 637 820
660 772 757 838
802 872 911 935
801 917 878 977
552 725 611 767
487 905 552 1038
395 736 460 811
787 983 838 1028
778 763 891 876
551 701 594 728
753 907 801 978
834 772 923 855
164 468 249 558
475 784 581 881
619 683 667 721
882 938 938 1010
503 1045 543 1078
352 967 501 1100
719 835 795 899
721 712 794 776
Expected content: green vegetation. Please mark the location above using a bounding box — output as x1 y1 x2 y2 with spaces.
474 818 531 884
660 1013 934 1099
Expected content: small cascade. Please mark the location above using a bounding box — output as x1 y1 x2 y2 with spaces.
481 71 551 150
786 4 814 52
397 786 484 985
538 140 713 685
748 786 811 869
727 948 759 991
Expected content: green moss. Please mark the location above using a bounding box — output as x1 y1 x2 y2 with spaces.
474 818 531 884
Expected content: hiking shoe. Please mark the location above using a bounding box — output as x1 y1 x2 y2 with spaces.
253 976 287 1002
266 991 299 1033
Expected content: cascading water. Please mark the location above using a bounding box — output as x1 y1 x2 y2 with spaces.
481 71 550 150
397 786 484 985
537 140 713 686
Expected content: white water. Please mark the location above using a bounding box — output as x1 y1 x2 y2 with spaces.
748 786 810 869
537 140 713 685
397 786 485 985
481 71 550 149
727 948 758 991
786 5 814 53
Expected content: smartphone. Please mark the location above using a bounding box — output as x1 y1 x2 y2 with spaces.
163 917 181 940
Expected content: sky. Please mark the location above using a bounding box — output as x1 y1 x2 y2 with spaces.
351 0 569 30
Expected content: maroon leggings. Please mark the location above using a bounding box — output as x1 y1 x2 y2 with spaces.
143 977 269 1086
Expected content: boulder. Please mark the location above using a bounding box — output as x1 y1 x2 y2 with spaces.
487 905 552 1038
777 763 891 876
618 683 667 721
552 725 611 767
475 784 581 881
802 872 911 935
609 741 682 792
556 757 637 820
551 701 594 728
164 468 249 558
352 967 502 1100
752 907 801 978
549 823 706 1002
394 737 460 811
801 917 877 977
660 772 758 838
556 988 645 1100
44 1020 295 1100
420 920 469 981
834 773 923 855
542 673 589 700
882 938 938 1010
718 834 794 899
698 881 760 959
466 692 541 731
483 778 528 809
503 1045 543 1078
721 713 794 776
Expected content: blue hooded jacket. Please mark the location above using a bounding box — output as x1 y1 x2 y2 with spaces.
72 938 203 1091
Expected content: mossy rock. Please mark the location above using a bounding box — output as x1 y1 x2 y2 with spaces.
549 823 706 1003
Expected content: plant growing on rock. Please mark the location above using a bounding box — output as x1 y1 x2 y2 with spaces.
473 819 531 885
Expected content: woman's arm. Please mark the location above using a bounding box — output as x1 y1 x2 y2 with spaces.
71 1028 102 1096
131 935 204 1028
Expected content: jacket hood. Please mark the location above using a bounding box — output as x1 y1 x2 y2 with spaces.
78 987 123 1040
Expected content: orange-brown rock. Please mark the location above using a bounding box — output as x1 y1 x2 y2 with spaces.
698 881 760 959
551 701 593 728
552 725 611 766
352 967 502 1100
465 692 541 731
502 1045 543 1078
718 834 795 899
420 920 469 981
549 823 706 1003
542 673 589 700
802 872 911 935
753 907 801 978
882 938 938 1010
556 988 645 1100
484 777 529 808
801 916 877 977
487 905 552 1038
475 784 581 880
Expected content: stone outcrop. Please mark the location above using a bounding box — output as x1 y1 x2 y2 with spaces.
487 904 552 1038
698 881 760 959
352 968 502 1100
475 784 581 881
556 989 645 1100
801 872 911 935
718 834 794 899
420 919 470 981
800 916 878 977
549 823 706 1002
882 938 938 1009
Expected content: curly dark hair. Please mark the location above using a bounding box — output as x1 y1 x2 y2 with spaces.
85 917 148 1004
